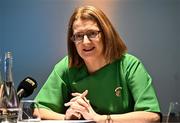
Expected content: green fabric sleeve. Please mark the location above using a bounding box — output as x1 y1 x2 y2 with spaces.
34 57 69 113
124 54 160 112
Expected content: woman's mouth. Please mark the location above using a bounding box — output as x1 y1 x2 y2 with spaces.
83 47 95 52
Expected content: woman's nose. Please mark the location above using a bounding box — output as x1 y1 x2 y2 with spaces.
82 35 91 44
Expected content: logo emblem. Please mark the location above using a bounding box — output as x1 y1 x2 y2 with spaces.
115 87 122 96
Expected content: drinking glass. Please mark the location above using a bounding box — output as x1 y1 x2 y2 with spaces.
166 102 180 123
18 100 41 122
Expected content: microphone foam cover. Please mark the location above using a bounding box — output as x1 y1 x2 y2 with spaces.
17 77 37 97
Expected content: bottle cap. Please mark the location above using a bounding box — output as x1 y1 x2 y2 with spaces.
5 52 12 59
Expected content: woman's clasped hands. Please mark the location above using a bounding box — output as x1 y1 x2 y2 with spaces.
64 90 101 121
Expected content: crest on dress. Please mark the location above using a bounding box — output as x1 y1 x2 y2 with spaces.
115 87 122 96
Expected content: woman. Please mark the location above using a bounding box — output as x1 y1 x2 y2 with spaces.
34 6 161 123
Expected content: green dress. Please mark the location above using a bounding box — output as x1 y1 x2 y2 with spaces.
35 53 161 114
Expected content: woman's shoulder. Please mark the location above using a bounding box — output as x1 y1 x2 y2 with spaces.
54 56 69 71
118 53 143 71
121 53 141 63
118 53 148 74
54 56 80 73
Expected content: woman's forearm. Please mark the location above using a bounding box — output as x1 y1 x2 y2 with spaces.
34 108 65 120
34 108 160 123
96 111 160 123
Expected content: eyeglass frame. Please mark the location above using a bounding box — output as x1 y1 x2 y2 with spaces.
71 30 101 44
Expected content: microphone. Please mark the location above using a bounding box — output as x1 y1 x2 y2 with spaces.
17 77 37 99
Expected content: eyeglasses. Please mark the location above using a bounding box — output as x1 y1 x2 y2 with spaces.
71 30 101 44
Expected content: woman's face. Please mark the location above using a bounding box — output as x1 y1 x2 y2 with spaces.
72 19 104 62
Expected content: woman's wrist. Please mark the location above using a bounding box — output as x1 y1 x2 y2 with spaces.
94 114 107 123
94 114 113 123
106 115 113 123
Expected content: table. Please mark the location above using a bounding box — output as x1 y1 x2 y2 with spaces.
18 120 95 123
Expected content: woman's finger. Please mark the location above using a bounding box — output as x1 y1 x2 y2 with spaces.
72 90 88 97
80 90 88 98
70 96 80 102
76 97 89 108
65 107 81 120
71 92 81 97
70 90 88 102
71 101 87 111
64 101 74 107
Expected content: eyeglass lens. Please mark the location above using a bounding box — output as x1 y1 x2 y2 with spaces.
73 30 100 42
